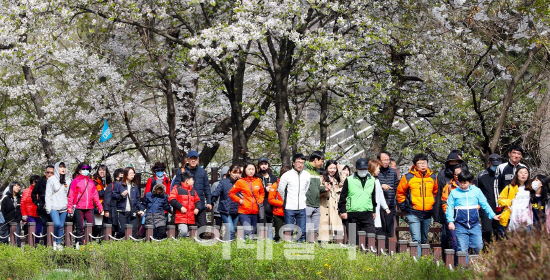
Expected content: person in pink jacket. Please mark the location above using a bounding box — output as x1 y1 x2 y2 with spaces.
67 163 103 245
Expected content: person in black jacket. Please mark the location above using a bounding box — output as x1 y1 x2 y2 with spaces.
104 168 123 235
112 167 144 238
212 164 242 240
257 157 278 240
477 154 503 243
1 182 23 245
31 165 55 237
171 151 212 231
377 151 399 244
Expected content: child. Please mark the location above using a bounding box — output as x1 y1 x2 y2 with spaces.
143 184 171 239
446 170 500 262
169 171 200 238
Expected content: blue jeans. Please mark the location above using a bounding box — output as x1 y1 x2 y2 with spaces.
50 210 67 244
407 214 431 257
455 223 483 263
221 213 239 240
284 209 306 242
238 214 258 239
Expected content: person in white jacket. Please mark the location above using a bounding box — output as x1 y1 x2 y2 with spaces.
277 153 311 242
45 162 71 250
368 160 390 234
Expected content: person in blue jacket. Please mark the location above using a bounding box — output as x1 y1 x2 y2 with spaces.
446 170 501 262
212 164 242 240
143 184 172 239
171 151 212 231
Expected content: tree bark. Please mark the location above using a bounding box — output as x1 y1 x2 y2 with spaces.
489 44 542 152
22 65 56 164
319 81 329 153
538 79 550 171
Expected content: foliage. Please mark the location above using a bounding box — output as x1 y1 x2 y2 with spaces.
0 239 473 280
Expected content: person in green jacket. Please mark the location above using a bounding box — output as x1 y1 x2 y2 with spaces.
305 151 326 233
338 158 377 245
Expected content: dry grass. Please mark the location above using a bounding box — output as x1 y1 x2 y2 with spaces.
474 225 550 279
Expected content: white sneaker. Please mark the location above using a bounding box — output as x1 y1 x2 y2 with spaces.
53 242 58 251
57 244 63 251
75 242 79 250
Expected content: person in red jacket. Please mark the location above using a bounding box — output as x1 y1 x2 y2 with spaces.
169 171 200 238
21 175 42 244
229 163 265 239
269 166 290 241
143 162 172 196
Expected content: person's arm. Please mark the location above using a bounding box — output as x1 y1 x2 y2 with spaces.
162 195 171 212
112 183 123 201
21 190 29 218
432 177 438 197
67 181 77 213
376 180 388 210
228 181 243 204
396 175 409 205
45 180 54 214
204 171 212 205
338 178 349 214
143 178 153 197
31 182 41 206
392 170 399 188
91 181 103 213
445 191 456 224
257 181 265 204
477 189 496 219
497 186 513 207
278 173 288 204
268 182 284 207
169 188 183 210
441 184 450 213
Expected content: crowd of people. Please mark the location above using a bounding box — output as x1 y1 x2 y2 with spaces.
0 146 548 261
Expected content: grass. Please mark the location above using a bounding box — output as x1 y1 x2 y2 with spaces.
1 239 473 280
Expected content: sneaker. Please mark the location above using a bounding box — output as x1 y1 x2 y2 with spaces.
57 244 63 251
75 242 79 250
53 242 58 251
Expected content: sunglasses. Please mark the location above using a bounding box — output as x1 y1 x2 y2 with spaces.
154 168 165 172
81 165 92 171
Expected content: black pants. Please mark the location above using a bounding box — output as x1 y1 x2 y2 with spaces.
272 215 284 241
480 208 503 244
346 211 375 245
38 209 51 244
380 206 396 248
153 226 167 239
117 211 138 238
214 216 223 227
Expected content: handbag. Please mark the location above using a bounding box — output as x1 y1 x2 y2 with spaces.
247 181 265 221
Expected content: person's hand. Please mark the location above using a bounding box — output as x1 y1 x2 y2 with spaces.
22 215 28 222
448 222 455 231
493 215 501 221
340 213 347 220
100 211 105 216
373 213 376 220
382 184 392 191
239 199 243 205
206 204 212 211
68 212 74 218
122 190 128 197
104 211 110 218
324 182 331 192
385 208 391 214
138 211 144 217
181 207 187 213
194 209 199 215
337 163 342 171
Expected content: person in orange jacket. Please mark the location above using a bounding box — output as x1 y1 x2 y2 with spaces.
229 163 265 239
21 175 42 245
169 171 200 238
396 153 438 258
268 166 291 241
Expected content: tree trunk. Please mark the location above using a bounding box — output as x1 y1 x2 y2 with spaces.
539 79 550 172
22 65 56 164
489 45 542 152
319 81 329 153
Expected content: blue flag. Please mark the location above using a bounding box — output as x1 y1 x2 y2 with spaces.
100 118 112 143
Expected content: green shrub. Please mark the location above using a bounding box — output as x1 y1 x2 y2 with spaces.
1 239 473 280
